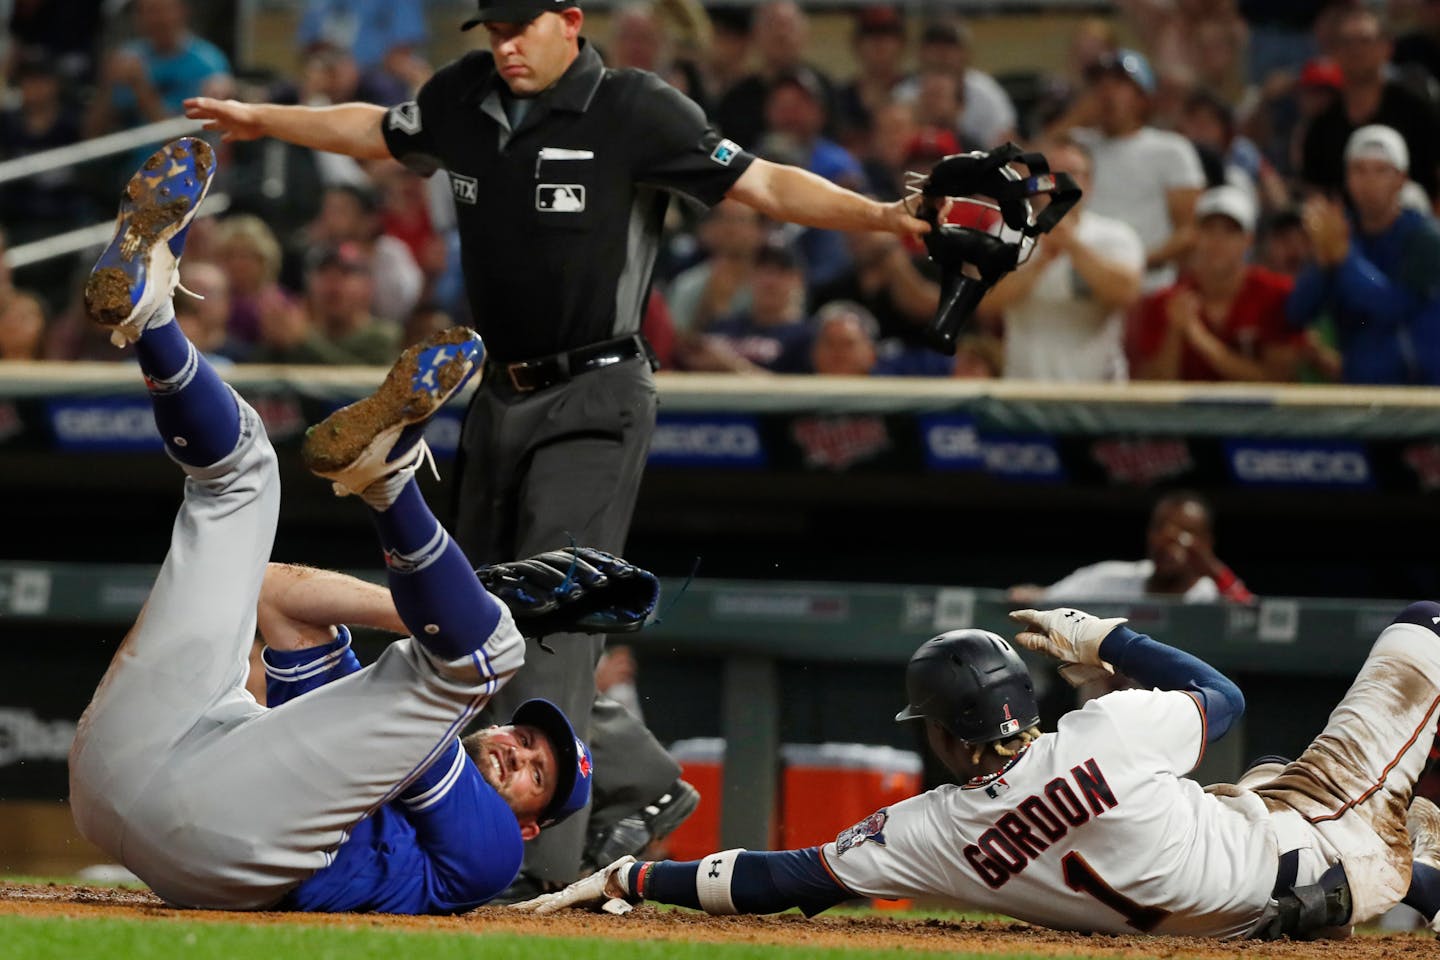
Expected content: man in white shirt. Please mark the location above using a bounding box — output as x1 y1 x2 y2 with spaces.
1063 49 1206 292
894 19 1018 149
1010 491 1253 605
979 138 1144 381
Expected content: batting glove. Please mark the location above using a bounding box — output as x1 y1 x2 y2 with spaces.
1008 607 1127 671
509 856 636 915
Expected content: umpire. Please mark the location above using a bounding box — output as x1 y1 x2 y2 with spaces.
186 0 931 894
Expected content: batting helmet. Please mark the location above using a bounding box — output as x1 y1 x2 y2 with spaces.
895 629 1039 743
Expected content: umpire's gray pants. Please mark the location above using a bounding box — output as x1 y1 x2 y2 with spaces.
68 397 525 909
455 357 680 883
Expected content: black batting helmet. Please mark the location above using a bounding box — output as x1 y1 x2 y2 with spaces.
895 629 1039 743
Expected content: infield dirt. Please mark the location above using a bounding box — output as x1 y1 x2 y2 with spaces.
1 883 1437 959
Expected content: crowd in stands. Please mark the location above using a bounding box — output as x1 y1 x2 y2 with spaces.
2 0 1439 385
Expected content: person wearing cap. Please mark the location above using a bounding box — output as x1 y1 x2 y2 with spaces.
1300 6 1440 200
835 6 909 149
713 0 838 153
1288 124 1440 386
186 0 932 894
1056 47 1206 294
0 50 86 244
685 240 812 373
1132 184 1299 382
251 242 400 365
297 183 424 327
978 137 1145 383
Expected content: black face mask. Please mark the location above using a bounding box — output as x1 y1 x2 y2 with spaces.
910 143 1083 356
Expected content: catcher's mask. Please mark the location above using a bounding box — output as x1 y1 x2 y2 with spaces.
910 143 1082 355
895 629 1040 744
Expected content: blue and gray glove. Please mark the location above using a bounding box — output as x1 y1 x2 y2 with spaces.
477 547 660 638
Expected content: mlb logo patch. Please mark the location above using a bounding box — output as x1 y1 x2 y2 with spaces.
451 173 478 204
985 777 1011 800
710 138 741 166
536 184 586 212
834 809 888 856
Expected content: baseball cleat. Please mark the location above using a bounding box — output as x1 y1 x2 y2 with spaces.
84 137 215 346
302 327 484 497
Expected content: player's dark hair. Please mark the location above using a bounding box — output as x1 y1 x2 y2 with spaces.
1153 489 1214 527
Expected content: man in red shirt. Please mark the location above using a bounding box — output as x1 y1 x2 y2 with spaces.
1131 185 1300 381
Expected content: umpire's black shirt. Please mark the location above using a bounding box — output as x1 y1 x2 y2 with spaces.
382 40 756 362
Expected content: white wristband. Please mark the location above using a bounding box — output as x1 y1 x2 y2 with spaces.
695 848 745 914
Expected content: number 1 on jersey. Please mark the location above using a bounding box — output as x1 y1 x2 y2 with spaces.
1061 851 1171 932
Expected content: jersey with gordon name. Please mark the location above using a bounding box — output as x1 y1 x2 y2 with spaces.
821 690 1278 938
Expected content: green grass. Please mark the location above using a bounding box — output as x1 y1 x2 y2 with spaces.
0 915 1106 960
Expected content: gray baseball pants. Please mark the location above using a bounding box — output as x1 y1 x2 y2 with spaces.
454 356 681 883
68 397 525 909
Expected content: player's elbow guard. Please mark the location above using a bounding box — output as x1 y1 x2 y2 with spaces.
1203 677 1245 742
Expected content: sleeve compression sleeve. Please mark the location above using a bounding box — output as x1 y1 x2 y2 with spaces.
627 848 851 917
1098 625 1245 741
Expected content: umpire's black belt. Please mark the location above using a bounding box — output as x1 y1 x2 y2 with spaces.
485 335 655 393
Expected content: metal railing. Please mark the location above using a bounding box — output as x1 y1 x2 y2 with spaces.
2 117 229 271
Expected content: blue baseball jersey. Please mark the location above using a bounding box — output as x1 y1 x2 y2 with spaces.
263 628 523 913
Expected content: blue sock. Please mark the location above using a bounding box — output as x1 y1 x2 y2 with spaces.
370 481 503 662
136 306 240 467
1404 861 1440 922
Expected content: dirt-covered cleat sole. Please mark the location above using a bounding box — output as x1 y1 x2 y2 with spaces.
83 137 215 345
302 327 484 496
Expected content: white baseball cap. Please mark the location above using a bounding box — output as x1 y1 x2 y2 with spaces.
1345 124 1409 174
1194 184 1256 233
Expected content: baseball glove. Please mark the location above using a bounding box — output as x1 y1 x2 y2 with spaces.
477 547 660 638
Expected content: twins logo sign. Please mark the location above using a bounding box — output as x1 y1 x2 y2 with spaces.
834 809 889 856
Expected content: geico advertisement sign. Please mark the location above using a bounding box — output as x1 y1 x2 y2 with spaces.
48 399 163 451
648 415 765 467
921 415 1064 481
1226 442 1372 487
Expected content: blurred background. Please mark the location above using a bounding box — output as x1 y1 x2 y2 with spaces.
0 0 1437 891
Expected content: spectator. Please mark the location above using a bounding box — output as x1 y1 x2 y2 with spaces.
1301 7 1440 199
6 0 103 87
910 68 967 146
834 7 910 150
373 161 448 287
1133 185 1299 382
682 242 810 373
174 262 239 366
1063 49 1206 292
603 0 711 105
216 215 293 349
1257 207 1312 277
1394 0 1440 87
1180 88 1288 210
667 199 766 336
0 290 45 361
979 138 1144 382
757 69 862 287
895 19 1017 150
85 0 233 139
859 98 918 201
714 0 836 151
809 300 954 376
810 229 938 348
252 243 400 366
0 53 85 243
296 183 424 326
1009 490 1254 605
1120 0 1249 102
1289 125 1440 385
641 287 679 370
296 0 429 103
1280 57 1345 177
699 7 752 106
